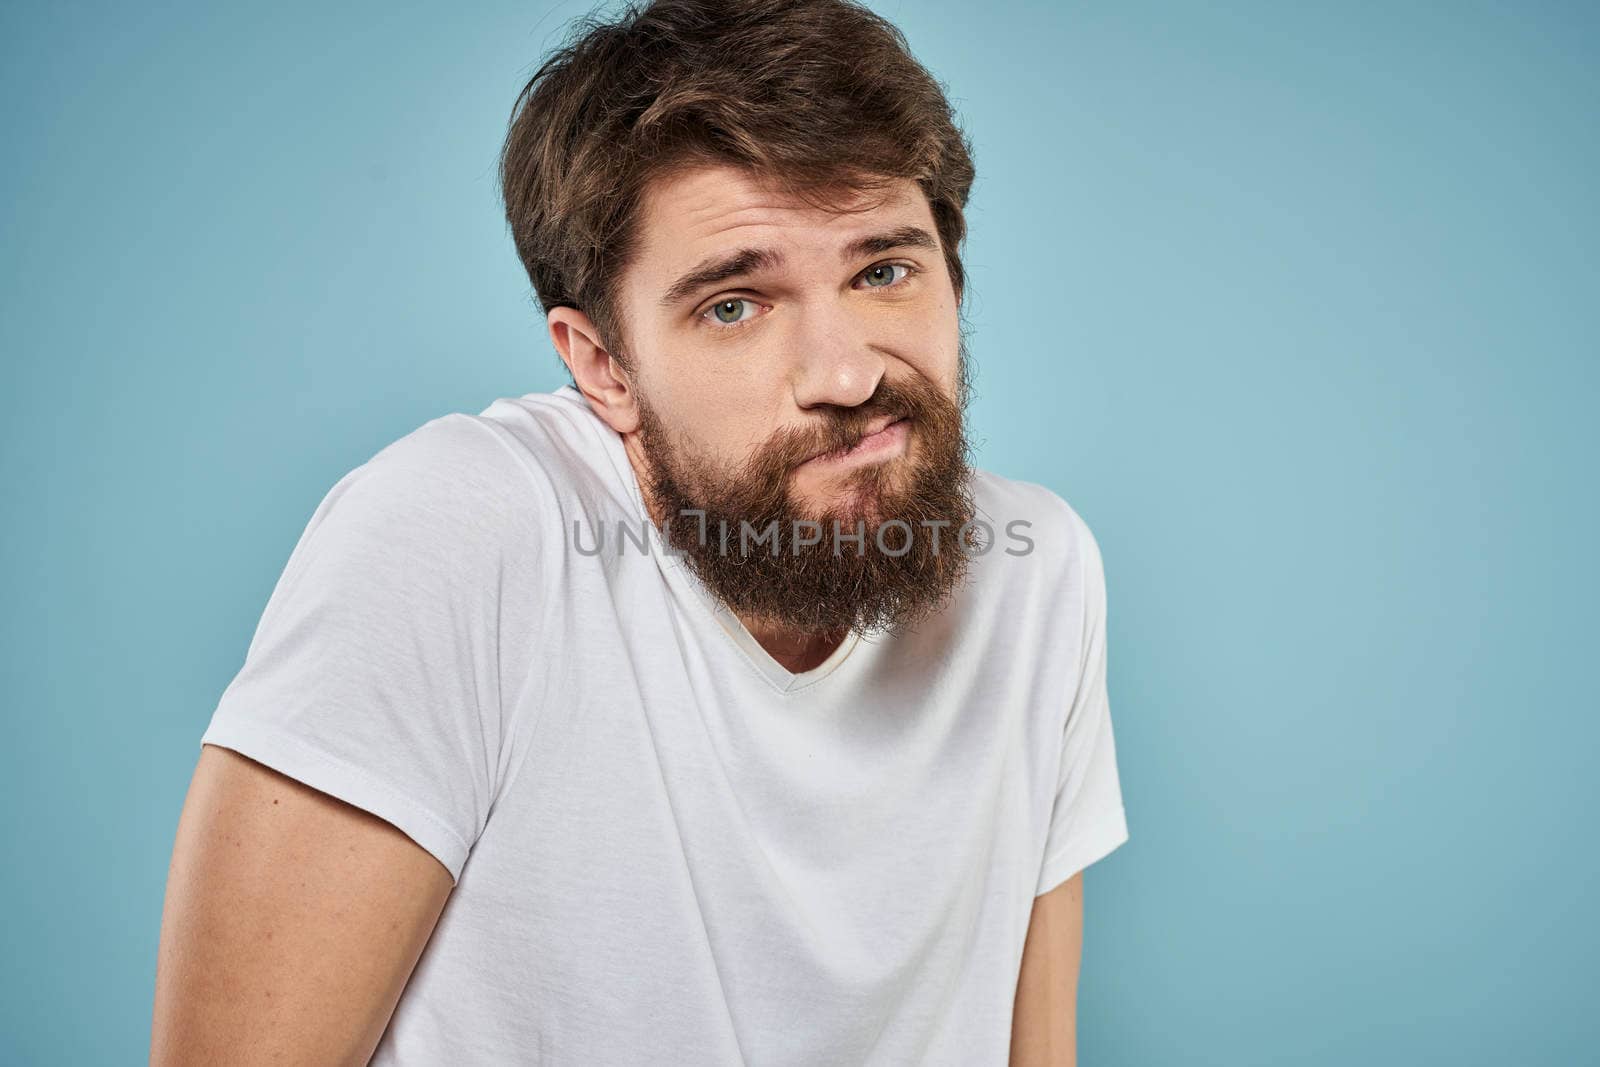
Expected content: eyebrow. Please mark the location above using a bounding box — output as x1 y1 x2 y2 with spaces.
658 224 941 309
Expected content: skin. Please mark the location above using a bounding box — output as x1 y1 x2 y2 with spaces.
152 745 452 1065
1012 872 1086 1066
153 162 1086 1063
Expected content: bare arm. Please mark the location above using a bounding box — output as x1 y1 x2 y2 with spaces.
152 744 455 1066
1009 870 1085 1066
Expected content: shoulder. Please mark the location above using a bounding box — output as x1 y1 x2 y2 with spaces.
338 383 631 517
285 412 571 589
472 388 642 523
968 468 1104 591
318 391 638 567
333 412 554 528
959 472 1111 695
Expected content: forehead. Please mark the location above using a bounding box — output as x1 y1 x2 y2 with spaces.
630 164 936 274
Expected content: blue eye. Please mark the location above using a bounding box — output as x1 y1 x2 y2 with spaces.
701 263 914 329
858 263 911 288
706 298 756 326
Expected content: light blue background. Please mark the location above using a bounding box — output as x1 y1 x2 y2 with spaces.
3 1 1594 1062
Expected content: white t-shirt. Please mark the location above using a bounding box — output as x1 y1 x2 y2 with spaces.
200 385 1129 1065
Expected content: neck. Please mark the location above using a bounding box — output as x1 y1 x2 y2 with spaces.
738 614 849 674
622 427 847 673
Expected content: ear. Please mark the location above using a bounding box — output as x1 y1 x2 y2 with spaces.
547 306 640 435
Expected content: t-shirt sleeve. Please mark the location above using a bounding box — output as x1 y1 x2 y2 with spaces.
200 413 545 886
1036 508 1130 897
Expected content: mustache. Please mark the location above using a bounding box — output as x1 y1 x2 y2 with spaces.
754 382 929 472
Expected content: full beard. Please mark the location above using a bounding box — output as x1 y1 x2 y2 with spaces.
634 354 979 639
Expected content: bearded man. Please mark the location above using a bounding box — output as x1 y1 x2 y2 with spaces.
154 1 1130 1064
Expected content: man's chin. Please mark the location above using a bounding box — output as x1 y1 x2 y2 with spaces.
788 483 894 529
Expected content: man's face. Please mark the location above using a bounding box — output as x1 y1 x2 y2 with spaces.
611 163 977 636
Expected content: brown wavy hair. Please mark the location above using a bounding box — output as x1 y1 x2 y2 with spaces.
496 0 977 369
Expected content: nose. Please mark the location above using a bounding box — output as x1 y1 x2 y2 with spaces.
789 309 887 411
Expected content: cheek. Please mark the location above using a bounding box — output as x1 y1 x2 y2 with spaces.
655 344 788 441
899 315 961 390
660 376 775 465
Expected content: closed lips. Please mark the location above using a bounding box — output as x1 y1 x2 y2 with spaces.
803 416 907 464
